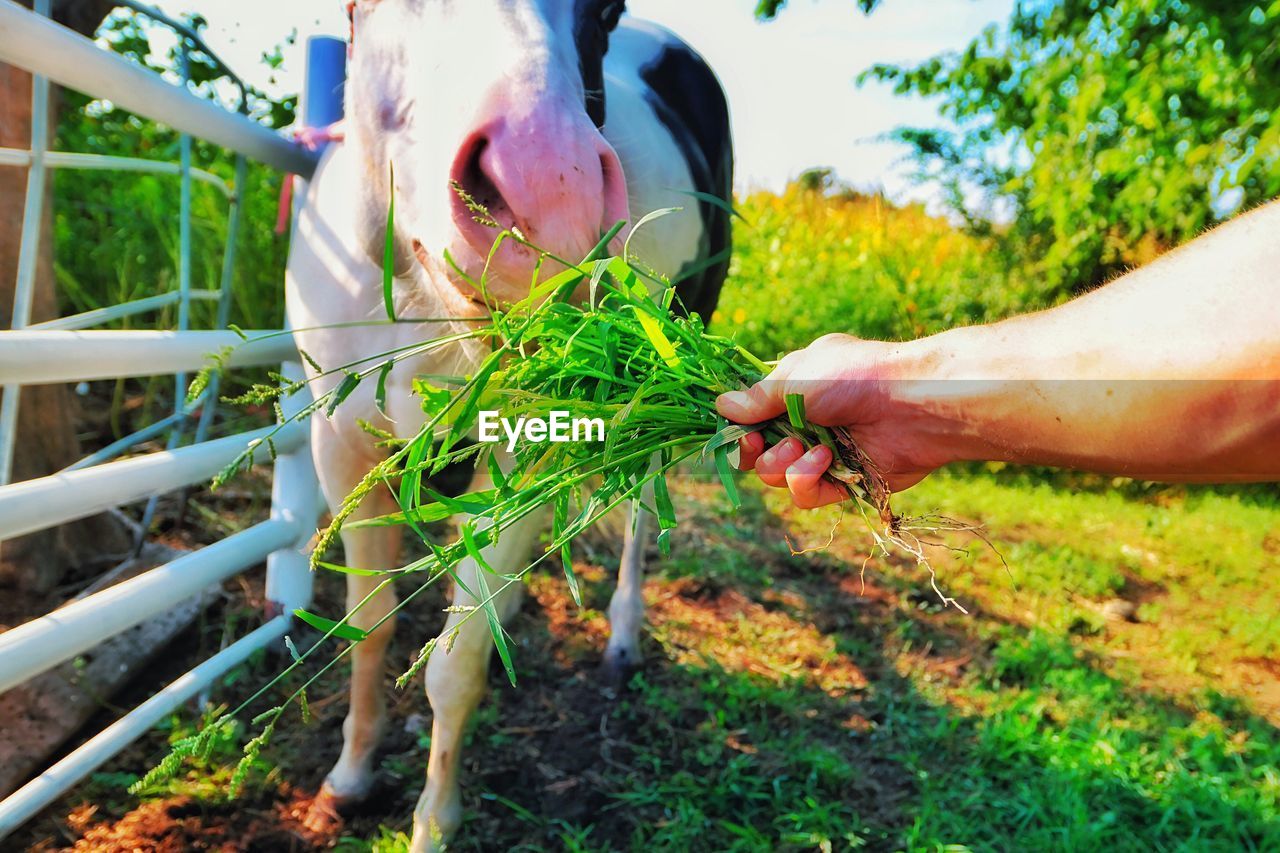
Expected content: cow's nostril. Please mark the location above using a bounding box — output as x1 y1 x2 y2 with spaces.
453 136 507 223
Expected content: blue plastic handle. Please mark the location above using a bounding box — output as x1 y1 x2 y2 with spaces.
304 35 347 130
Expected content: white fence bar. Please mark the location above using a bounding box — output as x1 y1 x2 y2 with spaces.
0 614 291 840
29 291 222 332
0 329 295 384
265 361 321 611
28 292 180 331
0 421 303 541
0 149 234 197
0 522 298 694
0 0 317 177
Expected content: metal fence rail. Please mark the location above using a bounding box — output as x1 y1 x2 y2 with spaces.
0 329 298 384
0 0 344 839
0 615 293 835
0 420 304 540
0 0 316 176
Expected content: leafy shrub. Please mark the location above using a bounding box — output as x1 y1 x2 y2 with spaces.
713 181 1035 359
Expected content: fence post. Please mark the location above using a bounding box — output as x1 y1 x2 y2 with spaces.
263 34 345 614
264 361 319 613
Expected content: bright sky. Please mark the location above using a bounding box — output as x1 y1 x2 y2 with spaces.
147 0 1015 203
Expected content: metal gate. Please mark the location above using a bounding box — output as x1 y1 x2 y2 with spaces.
0 0 337 837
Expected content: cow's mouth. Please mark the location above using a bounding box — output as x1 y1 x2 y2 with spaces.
411 238 491 310
431 125 630 304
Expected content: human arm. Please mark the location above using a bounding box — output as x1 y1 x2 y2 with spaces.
717 199 1280 507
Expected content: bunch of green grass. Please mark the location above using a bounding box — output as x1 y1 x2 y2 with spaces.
301 208 907 682
139 205 957 794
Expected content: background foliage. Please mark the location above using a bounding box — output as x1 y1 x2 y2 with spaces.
54 11 294 335
52 11 295 435
714 172 1027 358
862 0 1280 297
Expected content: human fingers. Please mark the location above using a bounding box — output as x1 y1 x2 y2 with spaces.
716 381 788 425
783 445 845 508
736 431 766 470
753 437 805 488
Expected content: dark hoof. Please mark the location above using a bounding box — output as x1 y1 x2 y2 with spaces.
600 646 640 689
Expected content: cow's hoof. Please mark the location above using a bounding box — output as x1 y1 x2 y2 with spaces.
302 781 364 834
411 794 462 853
600 644 641 689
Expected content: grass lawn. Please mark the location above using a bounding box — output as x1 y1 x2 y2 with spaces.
24 466 1277 852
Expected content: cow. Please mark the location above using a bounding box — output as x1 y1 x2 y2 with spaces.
284 1 732 848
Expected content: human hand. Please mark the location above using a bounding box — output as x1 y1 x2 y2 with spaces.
716 333 960 507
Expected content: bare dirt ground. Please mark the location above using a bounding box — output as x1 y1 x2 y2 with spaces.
9 486 929 851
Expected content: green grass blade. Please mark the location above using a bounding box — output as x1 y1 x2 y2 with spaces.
461 521 498 575
423 488 498 516
486 453 508 494
471 567 517 686
541 266 586 303
652 471 677 557
714 444 741 509
383 163 397 322
703 422 765 458
784 392 807 431
624 206 681 263
375 360 393 418
588 258 611 309
553 491 581 606
670 188 749 222
586 220 627 263
630 301 682 369
315 561 390 577
326 372 361 418
293 608 368 643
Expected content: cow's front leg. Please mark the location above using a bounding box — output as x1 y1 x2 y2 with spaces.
411 503 542 851
603 494 650 684
305 430 401 830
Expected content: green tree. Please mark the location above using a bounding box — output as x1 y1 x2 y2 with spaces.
755 0 879 17
862 0 1280 296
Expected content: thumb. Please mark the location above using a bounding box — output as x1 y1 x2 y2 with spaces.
716 381 786 424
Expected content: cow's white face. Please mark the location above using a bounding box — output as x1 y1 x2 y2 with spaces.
347 0 630 313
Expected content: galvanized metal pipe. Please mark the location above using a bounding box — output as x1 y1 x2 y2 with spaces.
175 42 195 403
261 34 342 622
265 361 321 612
0 329 295 384
0 148 234 198
0 523 298 694
28 292 181 331
0 614 291 840
63 405 194 471
135 42 199 545
193 156 248 447
0 421 304 541
0 0 317 176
